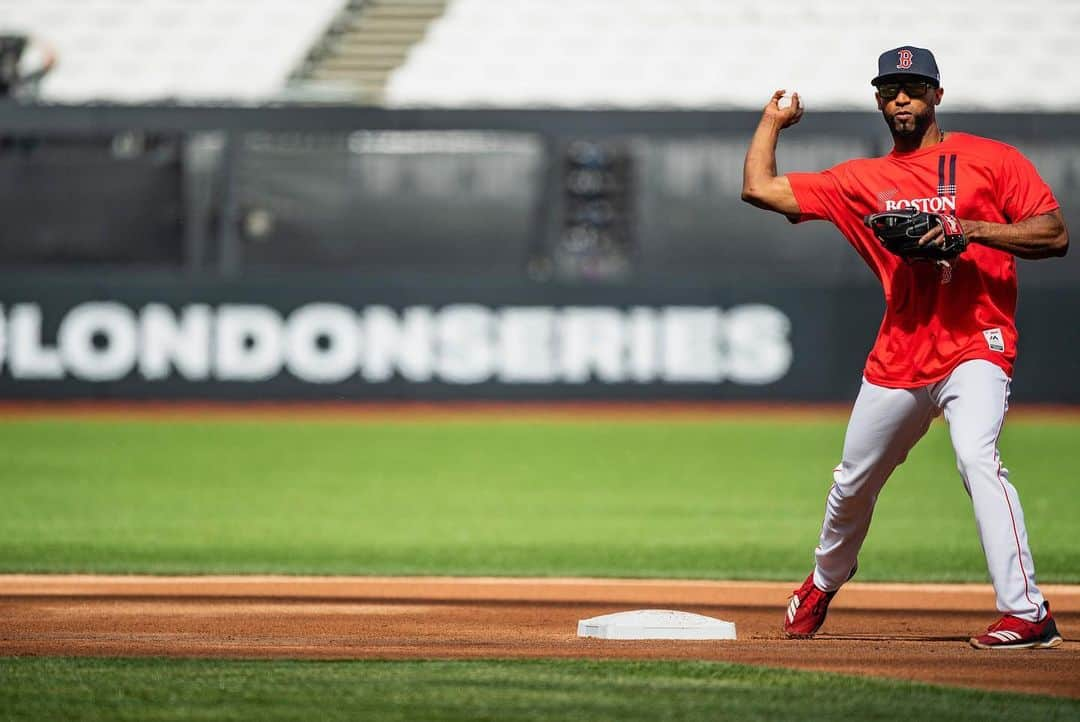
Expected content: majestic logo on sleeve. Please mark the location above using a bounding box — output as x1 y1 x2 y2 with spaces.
896 49 914 70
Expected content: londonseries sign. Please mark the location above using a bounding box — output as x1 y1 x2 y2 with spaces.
0 301 793 387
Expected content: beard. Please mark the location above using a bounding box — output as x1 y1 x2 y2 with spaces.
884 106 934 139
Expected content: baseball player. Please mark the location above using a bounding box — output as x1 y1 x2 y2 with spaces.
741 46 1070 649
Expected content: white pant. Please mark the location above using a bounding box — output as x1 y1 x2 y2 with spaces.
813 359 1047 621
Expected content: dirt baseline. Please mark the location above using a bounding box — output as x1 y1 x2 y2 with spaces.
1 576 1078 699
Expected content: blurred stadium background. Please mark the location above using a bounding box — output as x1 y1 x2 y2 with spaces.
1 0 1078 403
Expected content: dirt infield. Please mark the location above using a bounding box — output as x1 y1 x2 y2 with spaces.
2 576 1078 698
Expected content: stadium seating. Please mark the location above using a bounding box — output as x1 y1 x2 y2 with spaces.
0 0 348 103
384 0 1080 110
2 0 1078 109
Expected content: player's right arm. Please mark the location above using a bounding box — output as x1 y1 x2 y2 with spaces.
741 90 804 220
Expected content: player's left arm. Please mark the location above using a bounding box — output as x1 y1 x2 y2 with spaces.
952 146 1071 260
918 210 1069 260
961 209 1069 260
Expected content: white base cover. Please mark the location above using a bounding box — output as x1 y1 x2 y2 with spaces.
577 609 736 640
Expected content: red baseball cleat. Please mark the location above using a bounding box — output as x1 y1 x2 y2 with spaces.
783 573 839 638
969 604 1064 650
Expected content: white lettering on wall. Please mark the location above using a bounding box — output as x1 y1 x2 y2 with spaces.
498 308 556 383
8 304 63 379
726 304 792 384
662 307 724 382
362 306 434 382
285 304 361 384
215 305 284 381
559 308 626 383
139 304 212 380
627 307 658 383
0 301 795 386
57 302 138 381
436 304 494 384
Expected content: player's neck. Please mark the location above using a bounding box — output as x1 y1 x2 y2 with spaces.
892 122 945 154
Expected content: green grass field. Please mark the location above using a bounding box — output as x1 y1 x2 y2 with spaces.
2 657 1078 722
2 413 1078 721
1 416 1077 580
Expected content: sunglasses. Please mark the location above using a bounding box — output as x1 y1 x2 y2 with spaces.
875 80 935 100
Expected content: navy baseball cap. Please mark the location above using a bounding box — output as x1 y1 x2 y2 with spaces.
872 46 940 86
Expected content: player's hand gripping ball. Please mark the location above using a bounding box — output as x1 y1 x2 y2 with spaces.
864 209 968 262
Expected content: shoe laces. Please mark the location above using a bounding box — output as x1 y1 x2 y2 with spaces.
985 614 1034 634
790 584 829 615
808 588 831 615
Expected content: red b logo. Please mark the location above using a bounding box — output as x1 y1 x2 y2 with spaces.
896 49 914 70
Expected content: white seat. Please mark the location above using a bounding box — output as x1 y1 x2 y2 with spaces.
30 0 348 103
432 0 1077 109
26 0 1080 108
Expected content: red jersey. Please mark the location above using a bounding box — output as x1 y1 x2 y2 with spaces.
788 132 1059 387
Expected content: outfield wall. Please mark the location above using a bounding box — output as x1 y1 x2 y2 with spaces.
3 106 1078 402
3 273 1077 402
4 105 1079 286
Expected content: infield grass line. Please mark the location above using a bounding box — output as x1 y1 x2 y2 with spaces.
1 657 1077 722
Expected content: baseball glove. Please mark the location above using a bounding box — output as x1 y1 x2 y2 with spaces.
864 208 968 262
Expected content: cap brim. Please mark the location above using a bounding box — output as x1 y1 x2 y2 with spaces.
871 72 940 86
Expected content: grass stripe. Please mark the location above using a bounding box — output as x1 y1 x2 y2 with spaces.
2 657 1077 722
